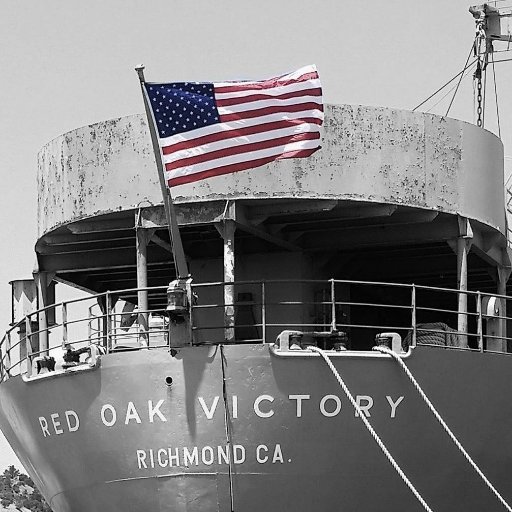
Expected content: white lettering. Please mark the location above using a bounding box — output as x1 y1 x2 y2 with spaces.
198 396 219 420
272 444 284 464
148 400 167 423
233 445 245 464
125 402 142 424
218 445 229 464
232 395 238 419
254 395 274 418
51 413 63 435
202 446 214 465
137 450 147 469
354 395 373 417
184 447 199 466
101 404 117 427
38 417 50 437
256 444 268 463
157 448 168 467
65 410 80 432
386 395 404 418
168 448 180 467
149 448 155 468
319 395 342 417
289 394 310 417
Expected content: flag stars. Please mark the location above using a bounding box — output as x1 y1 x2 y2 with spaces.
148 80 219 137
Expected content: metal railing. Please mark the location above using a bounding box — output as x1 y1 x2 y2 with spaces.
0 279 511 381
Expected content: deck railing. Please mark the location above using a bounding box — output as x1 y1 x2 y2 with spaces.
0 279 511 381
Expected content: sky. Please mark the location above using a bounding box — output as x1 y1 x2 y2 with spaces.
0 0 511 472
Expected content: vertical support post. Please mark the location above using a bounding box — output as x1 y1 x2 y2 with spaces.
476 291 483 352
457 236 469 338
106 292 113 353
411 284 417 347
25 316 33 377
36 273 49 356
136 225 150 346
261 281 266 344
5 332 11 377
62 302 68 349
330 279 336 331
222 220 236 343
456 217 473 344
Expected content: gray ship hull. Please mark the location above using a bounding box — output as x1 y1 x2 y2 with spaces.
1 344 512 511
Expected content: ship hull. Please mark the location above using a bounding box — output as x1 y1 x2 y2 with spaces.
1 344 512 511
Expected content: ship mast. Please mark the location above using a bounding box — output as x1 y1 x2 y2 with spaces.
470 3 512 129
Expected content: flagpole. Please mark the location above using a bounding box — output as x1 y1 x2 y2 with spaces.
135 65 189 279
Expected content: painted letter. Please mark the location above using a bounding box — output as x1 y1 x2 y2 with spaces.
354 395 373 417
319 395 342 417
386 395 404 418
232 395 238 419
289 394 310 417
157 448 168 468
254 395 274 418
137 450 147 469
198 396 219 420
51 413 63 435
168 448 180 467
101 404 117 427
38 417 50 437
125 402 142 424
272 444 284 464
218 445 229 464
148 400 167 423
183 447 199 466
233 445 246 464
202 446 214 465
256 445 268 463
65 410 80 432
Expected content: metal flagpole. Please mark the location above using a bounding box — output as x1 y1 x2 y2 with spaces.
135 65 189 280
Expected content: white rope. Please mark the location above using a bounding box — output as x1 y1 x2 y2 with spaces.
373 345 512 512
307 346 434 512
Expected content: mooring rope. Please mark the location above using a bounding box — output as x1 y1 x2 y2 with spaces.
307 346 433 512
373 345 512 512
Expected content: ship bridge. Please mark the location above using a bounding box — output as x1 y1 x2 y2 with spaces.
36 104 509 295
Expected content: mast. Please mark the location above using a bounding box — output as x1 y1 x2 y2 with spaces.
470 3 512 129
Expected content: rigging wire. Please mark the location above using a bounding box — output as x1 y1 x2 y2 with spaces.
412 51 477 112
444 45 475 118
426 63 475 114
491 51 501 138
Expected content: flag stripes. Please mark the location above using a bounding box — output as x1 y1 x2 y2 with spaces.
145 65 323 187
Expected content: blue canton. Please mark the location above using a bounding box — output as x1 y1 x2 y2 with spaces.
146 82 220 138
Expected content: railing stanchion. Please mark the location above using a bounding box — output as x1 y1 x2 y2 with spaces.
106 292 113 353
477 292 484 352
261 282 266 343
411 285 417 347
330 278 336 331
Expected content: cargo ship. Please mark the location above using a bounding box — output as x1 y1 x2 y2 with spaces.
2 4 512 511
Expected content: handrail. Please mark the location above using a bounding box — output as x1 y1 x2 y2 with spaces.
1 279 511 381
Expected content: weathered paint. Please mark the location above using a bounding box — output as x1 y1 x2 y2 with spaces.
2 345 512 511
37 105 506 239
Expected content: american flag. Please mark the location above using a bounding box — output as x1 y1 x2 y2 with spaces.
144 65 323 187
